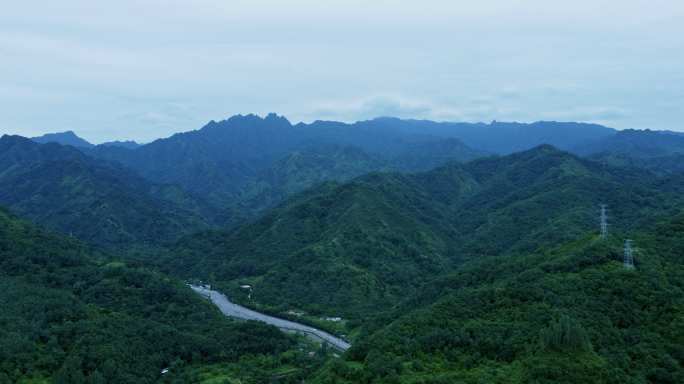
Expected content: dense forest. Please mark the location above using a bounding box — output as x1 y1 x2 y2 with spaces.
0 135 213 249
0 205 335 383
164 145 684 318
318 211 684 383
4 114 684 383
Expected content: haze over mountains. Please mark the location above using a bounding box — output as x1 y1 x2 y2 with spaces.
31 131 142 149
15 114 684 246
4 113 684 383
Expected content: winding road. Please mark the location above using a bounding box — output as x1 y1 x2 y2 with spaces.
191 286 351 351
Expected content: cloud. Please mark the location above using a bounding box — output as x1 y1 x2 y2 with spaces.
541 107 628 122
312 95 433 122
309 94 516 124
116 104 196 126
3 0 684 142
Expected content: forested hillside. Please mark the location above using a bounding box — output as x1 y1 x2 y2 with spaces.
215 142 487 227
0 135 214 248
0 204 325 384
163 145 684 322
7 115 684 383
316 210 684 383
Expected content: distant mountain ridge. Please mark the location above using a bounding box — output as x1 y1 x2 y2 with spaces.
81 113 490 206
30 131 142 149
373 117 617 155
76 113 631 210
571 129 684 173
100 140 141 149
30 130 95 149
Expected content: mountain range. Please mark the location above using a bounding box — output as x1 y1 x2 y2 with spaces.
4 114 684 383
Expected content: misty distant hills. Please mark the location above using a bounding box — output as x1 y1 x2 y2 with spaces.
30 130 142 150
20 115 684 240
373 117 617 155
572 129 684 157
99 140 141 149
30 130 95 149
571 129 684 173
81 113 490 206
29 114 684 228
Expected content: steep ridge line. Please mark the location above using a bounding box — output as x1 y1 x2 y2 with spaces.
190 286 350 351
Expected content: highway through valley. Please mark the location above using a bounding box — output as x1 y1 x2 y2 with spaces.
191 286 351 351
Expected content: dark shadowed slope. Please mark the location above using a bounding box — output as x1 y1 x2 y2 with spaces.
0 135 214 248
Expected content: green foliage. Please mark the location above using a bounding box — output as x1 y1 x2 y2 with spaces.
0 135 214 249
539 315 591 352
7 121 684 384
318 210 684 383
164 145 684 319
0 204 302 383
215 143 486 227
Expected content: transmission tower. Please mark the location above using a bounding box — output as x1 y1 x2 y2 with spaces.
623 239 634 269
598 204 609 238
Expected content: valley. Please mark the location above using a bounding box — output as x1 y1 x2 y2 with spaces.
192 286 350 351
2 115 684 383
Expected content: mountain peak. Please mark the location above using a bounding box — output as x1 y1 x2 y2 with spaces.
30 131 95 149
265 112 291 127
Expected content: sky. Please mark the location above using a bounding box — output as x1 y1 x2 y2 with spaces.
1 0 683 144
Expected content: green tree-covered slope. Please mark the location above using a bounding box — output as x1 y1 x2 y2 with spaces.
215 142 487 227
318 210 684 383
0 204 302 384
174 172 464 316
164 145 684 319
0 135 215 248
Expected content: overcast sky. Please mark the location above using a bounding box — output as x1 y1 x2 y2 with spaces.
1 0 683 143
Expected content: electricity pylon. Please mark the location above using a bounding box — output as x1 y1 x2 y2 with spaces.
598 204 609 238
623 239 634 269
